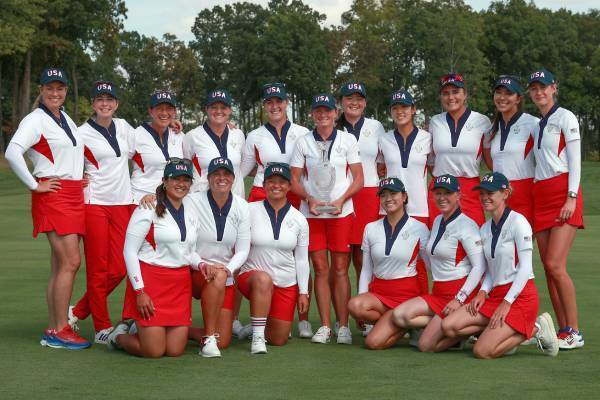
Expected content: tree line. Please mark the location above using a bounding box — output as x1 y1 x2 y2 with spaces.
1 0 599 158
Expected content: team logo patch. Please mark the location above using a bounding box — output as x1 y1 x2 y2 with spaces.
336 146 343 154
363 129 371 137
415 143 423 153
401 231 409 240
475 240 482 247
524 236 532 242
286 220 295 229
443 232 450 240
570 128 579 134
289 133 296 140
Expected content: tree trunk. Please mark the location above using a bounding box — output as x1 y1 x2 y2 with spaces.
19 49 32 120
71 66 79 122
11 64 19 130
0 60 4 152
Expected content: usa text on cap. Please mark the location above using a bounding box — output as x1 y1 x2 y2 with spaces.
473 172 509 192
150 91 177 107
528 68 556 86
340 82 366 97
377 177 406 196
264 162 291 181
40 68 68 85
91 81 118 99
164 158 193 179
432 174 460 192
262 83 287 101
208 157 235 175
312 93 336 110
206 89 232 107
440 73 465 89
493 75 524 94
389 89 414 106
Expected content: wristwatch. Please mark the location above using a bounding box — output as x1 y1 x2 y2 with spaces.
567 191 577 199
135 288 145 296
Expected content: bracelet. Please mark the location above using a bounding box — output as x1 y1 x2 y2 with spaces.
135 288 145 296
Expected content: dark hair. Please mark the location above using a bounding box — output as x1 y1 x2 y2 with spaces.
335 112 347 131
155 180 167 218
489 93 524 141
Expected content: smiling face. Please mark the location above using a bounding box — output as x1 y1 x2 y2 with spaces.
379 189 407 214
263 97 288 125
264 175 290 202
341 93 366 120
206 102 232 126
40 82 68 112
493 87 521 115
390 104 416 127
528 82 556 110
433 188 460 215
92 95 119 119
479 189 508 213
440 86 467 114
149 103 176 131
208 168 234 195
311 106 338 131
164 175 192 202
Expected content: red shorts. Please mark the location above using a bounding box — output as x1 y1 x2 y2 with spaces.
190 270 235 310
479 279 539 339
308 215 353 253
421 277 478 318
247 186 301 210
31 179 85 237
123 261 192 327
368 276 421 309
533 173 584 234
428 176 485 226
507 178 535 228
349 187 380 245
237 270 299 321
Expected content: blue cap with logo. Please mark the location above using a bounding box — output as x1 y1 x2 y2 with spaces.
163 158 193 179
262 83 287 101
473 172 509 192
528 68 556 86
264 162 291 182
206 89 232 107
377 177 406 196
494 75 524 94
150 90 177 108
91 81 118 99
432 174 460 192
208 157 235 175
40 68 68 85
389 89 415 106
311 93 336 110
340 81 366 97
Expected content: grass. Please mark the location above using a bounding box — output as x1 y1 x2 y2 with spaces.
0 162 599 399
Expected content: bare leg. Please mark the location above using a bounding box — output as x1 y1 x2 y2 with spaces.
164 326 189 357
311 250 332 327
365 310 405 350
392 297 434 330
118 325 165 358
266 317 293 346
198 270 227 336
331 251 351 326
348 293 388 323
419 315 463 353
442 306 489 341
536 230 566 328
473 324 528 359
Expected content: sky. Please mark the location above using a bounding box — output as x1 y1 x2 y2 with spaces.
123 0 598 43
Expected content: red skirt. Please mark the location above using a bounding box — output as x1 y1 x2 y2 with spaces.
478 279 539 339
350 187 380 245
507 178 535 228
428 177 485 226
237 270 299 321
247 186 301 210
31 179 84 237
421 277 478 318
533 173 584 234
368 276 421 309
123 261 192 327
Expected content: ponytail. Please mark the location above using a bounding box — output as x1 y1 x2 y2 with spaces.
31 93 42 112
489 111 501 142
155 181 167 218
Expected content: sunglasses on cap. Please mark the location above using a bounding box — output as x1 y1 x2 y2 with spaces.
168 157 192 168
498 74 520 81
440 73 464 85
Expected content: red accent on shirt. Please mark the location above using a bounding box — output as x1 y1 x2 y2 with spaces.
192 155 202 176
476 136 484 159
455 241 466 267
558 130 566 156
83 146 99 169
254 145 263 166
523 135 534 160
30 134 54 163
145 223 156 250
408 240 420 267
514 242 519 269
132 151 145 172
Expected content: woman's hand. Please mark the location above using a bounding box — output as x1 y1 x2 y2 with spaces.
297 294 309 314
136 292 155 320
34 177 61 193
140 194 156 209
488 300 511 329
200 263 228 281
307 196 324 216
328 197 345 216
82 174 91 188
467 291 487 316
170 120 183 133
558 197 576 223
443 299 463 316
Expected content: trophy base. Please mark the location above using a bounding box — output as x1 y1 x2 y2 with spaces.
315 205 339 214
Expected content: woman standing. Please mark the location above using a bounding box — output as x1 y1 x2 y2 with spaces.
290 93 364 345
528 68 585 349
6 68 89 349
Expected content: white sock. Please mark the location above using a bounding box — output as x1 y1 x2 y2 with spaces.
251 317 267 337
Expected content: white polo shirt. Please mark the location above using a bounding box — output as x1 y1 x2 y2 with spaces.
378 127 432 217
430 109 492 178
289 129 361 219
341 117 385 187
241 121 310 187
10 106 83 182
128 123 183 204
426 210 483 282
359 215 430 294
485 112 538 180
240 201 310 293
183 123 245 197
80 118 134 205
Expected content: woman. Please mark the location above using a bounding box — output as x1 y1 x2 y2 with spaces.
378 89 432 295
391 174 484 352
428 73 492 226
184 89 245 197
239 83 312 338
347 177 429 350
107 158 197 358
186 157 251 357
290 93 364 345
482 76 538 226
442 172 560 358
528 68 584 349
5 67 89 349
69 81 135 344
237 163 310 353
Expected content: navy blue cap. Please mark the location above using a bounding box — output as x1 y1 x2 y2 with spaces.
440 72 465 89
206 89 232 107
163 158 193 179
91 81 118 99
528 68 556 86
340 82 366 97
262 83 287 101
311 93 336 110
150 91 176 108
40 68 68 85
473 172 509 192
389 89 415 106
494 76 524 94
207 157 234 175
432 174 460 192
264 163 291 182
377 177 406 196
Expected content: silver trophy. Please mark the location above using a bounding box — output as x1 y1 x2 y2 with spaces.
310 141 338 214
